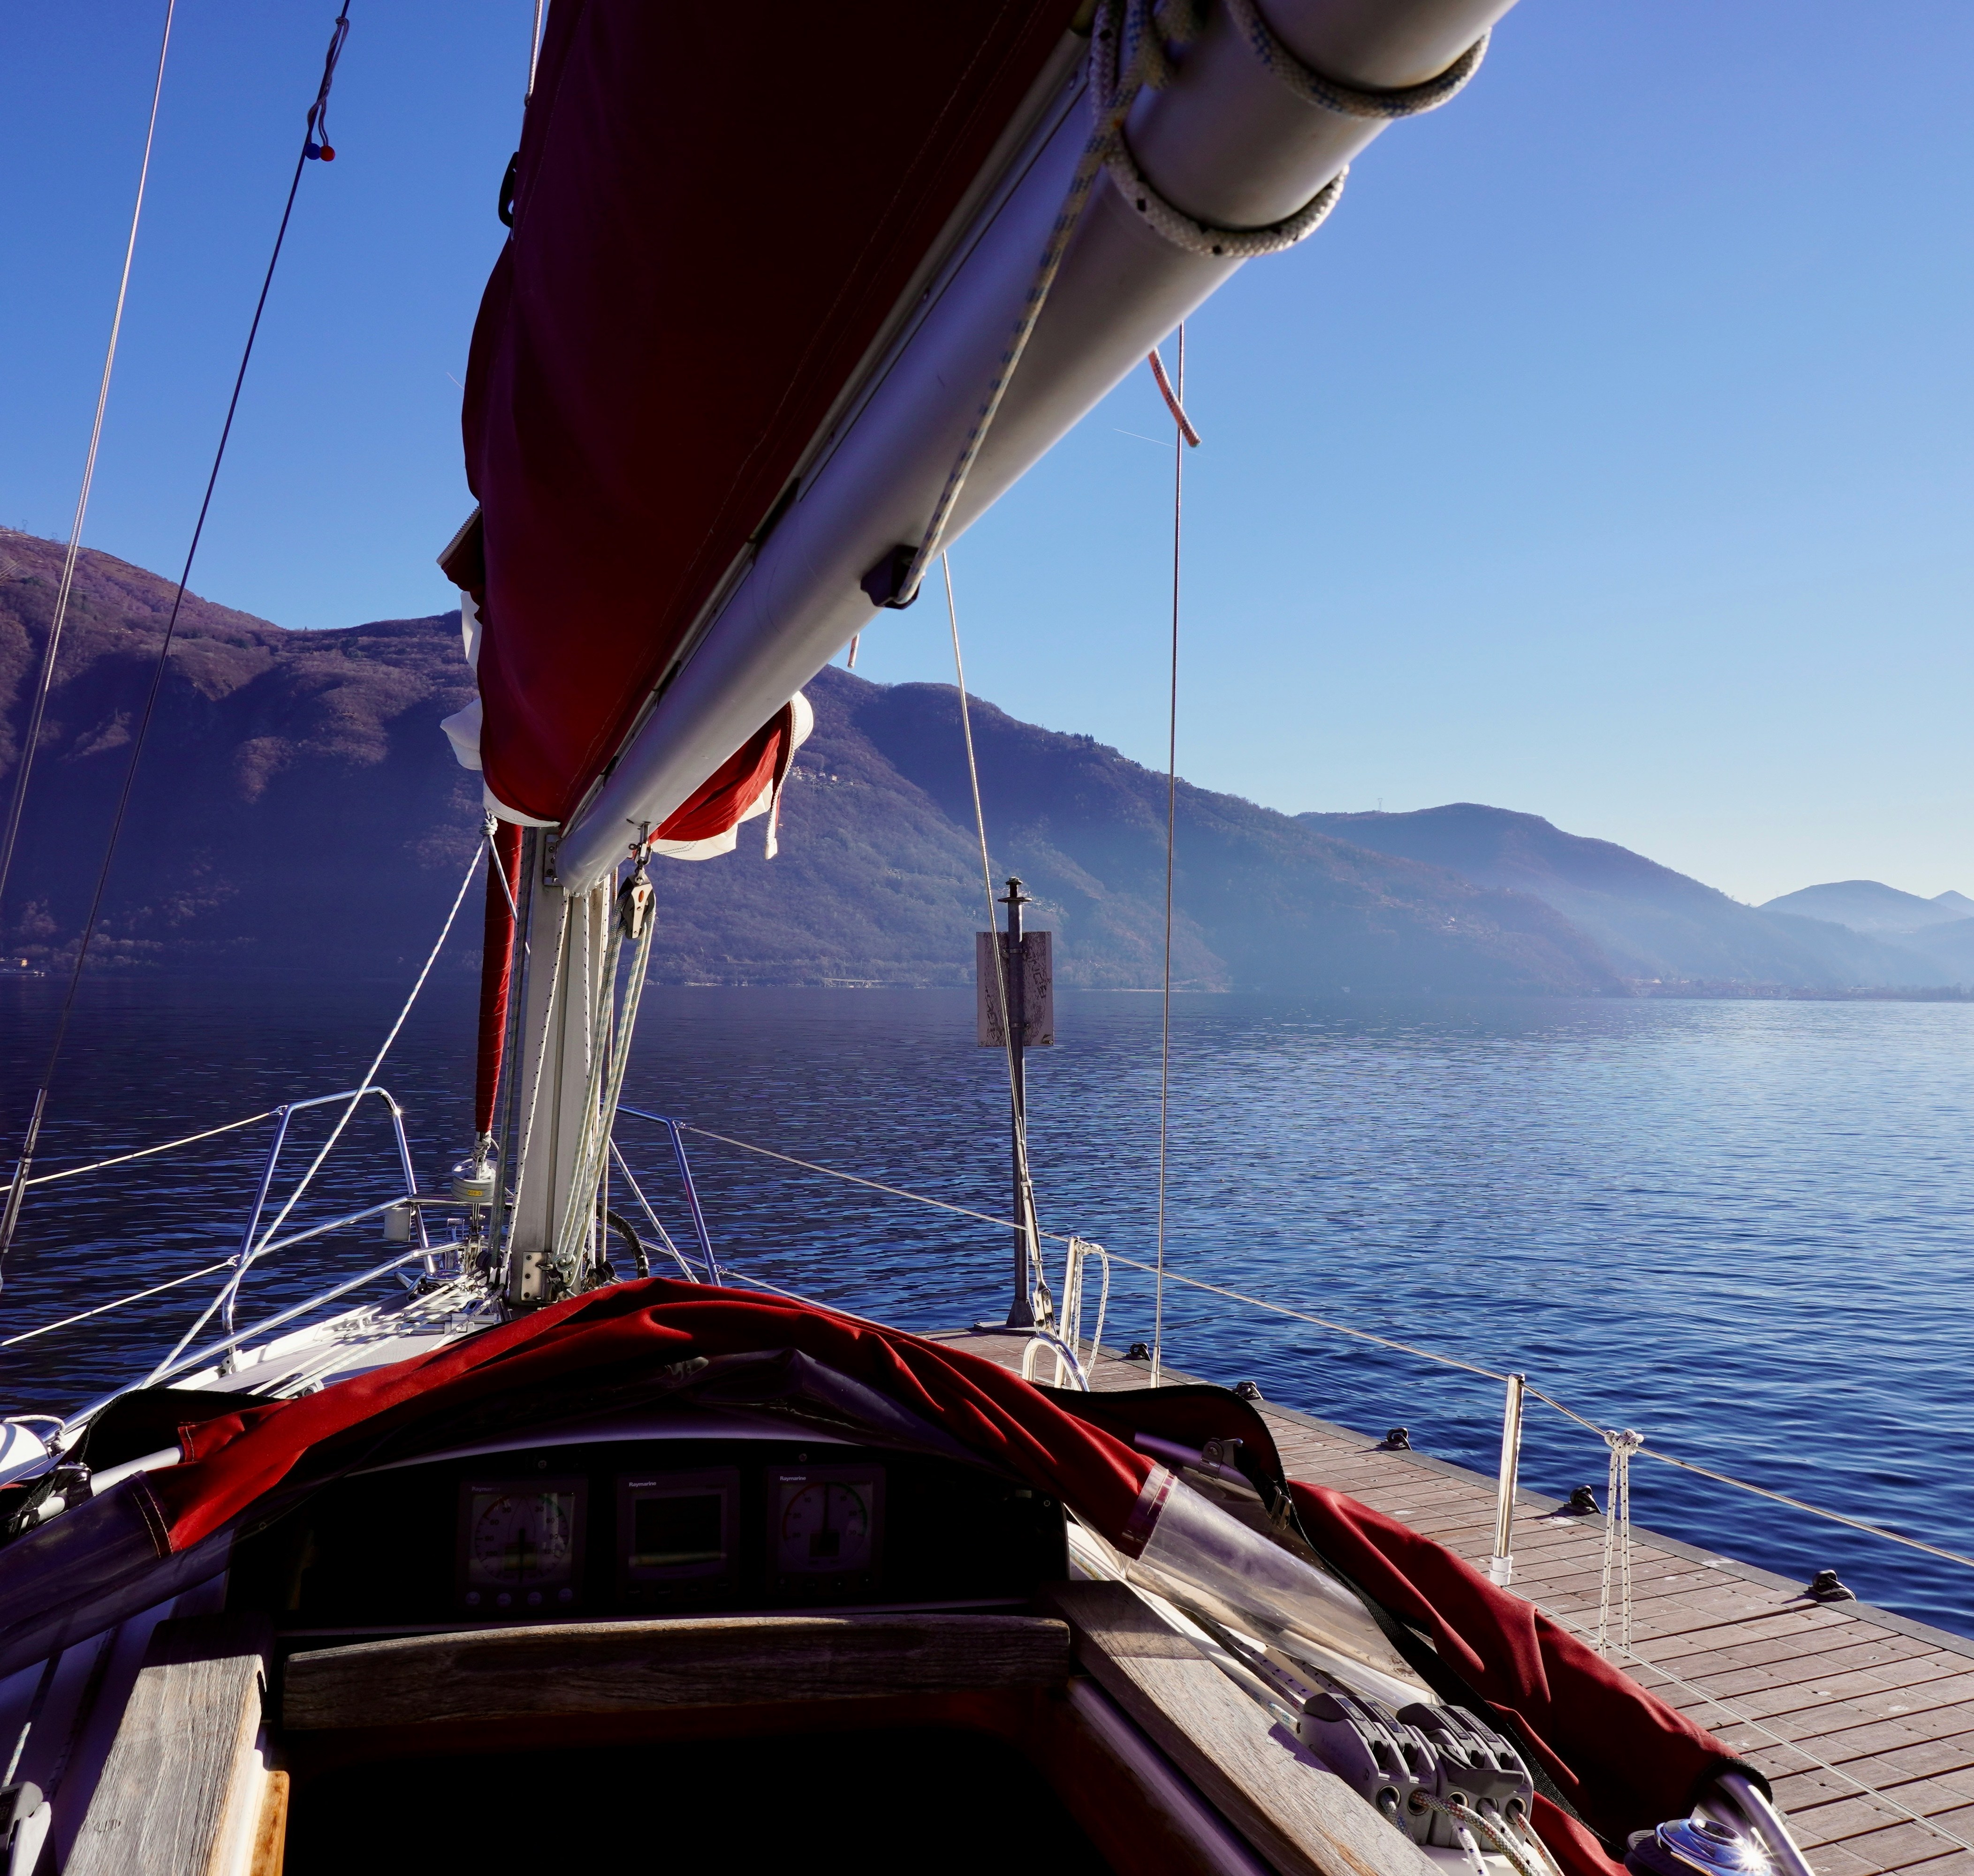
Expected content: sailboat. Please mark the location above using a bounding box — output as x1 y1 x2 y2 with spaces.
0 1 1849 1872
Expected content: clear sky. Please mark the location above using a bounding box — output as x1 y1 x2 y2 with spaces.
5 2 1969 905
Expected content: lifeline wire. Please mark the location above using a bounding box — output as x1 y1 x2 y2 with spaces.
0 3 355 1291
0 0 176 920
671 1117 1974 1575
1151 323 1187 1389
1 1259 235 1349
139 842 481 1387
23 1108 274 1188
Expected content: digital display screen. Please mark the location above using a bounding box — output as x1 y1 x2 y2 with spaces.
458 1478 585 1614
634 1493 722 1568
619 1469 738 1590
773 1467 883 1581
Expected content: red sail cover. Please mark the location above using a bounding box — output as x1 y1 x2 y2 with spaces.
463 0 1080 825
88 1280 1741 1871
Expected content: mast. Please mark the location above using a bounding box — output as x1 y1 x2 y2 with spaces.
502 840 611 1304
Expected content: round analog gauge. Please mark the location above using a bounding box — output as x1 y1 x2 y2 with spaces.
471 1489 576 1585
779 1480 872 1570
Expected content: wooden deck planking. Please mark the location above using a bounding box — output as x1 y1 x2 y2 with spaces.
933 1332 1974 1874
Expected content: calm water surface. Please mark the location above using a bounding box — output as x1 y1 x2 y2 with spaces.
2 978 1969 1632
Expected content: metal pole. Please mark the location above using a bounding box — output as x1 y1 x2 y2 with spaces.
1488 1371 1526 1586
1001 877 1036 1328
665 1119 721 1284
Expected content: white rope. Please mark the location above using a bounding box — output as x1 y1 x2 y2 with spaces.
942 553 1045 1321
1407 1792 1547 1876
1103 129 1344 260
1151 323 1189 1390
1595 1427 1643 1655
23 1109 274 1188
1058 1236 1112 1385
0 0 175 912
1222 0 1489 121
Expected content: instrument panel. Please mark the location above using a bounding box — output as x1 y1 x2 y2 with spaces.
228 1437 1064 1630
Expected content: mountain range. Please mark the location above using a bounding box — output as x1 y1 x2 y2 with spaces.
0 528 1964 996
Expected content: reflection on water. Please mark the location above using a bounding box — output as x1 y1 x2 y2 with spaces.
2 978 1969 1631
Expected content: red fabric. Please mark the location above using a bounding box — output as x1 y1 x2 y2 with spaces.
651 706 788 844
464 0 1082 824
1290 1482 1734 1874
137 1285 1727 1871
151 1279 1150 1553
473 820 525 1135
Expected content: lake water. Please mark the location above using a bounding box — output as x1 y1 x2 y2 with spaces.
2 977 1969 1633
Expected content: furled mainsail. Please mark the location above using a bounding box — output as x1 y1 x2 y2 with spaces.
455 0 1082 829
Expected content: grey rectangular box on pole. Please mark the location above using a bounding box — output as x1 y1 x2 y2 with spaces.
977 930 1054 1047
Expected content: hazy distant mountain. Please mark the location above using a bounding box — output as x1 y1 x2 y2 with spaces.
1296 804 1944 989
1760 880 1971 935
714 677 1622 994
0 530 1618 995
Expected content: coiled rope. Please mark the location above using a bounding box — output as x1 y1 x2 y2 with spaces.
1223 0 1489 121
1594 1426 1644 1655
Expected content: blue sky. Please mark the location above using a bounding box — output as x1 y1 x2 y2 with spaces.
4 2 1969 905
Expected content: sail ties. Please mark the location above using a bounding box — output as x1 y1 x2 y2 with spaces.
886 0 1487 608
890 0 1193 608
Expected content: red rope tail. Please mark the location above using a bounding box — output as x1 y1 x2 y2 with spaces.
474 820 525 1138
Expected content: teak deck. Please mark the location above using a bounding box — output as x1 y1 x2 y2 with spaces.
934 1331 1974 1876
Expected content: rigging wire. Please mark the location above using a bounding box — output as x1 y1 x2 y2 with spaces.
139 841 482 1387
1151 324 1190 1387
0 4 354 1291
942 553 1043 1321
0 0 177 918
667 1116 1974 1575
526 0 547 100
